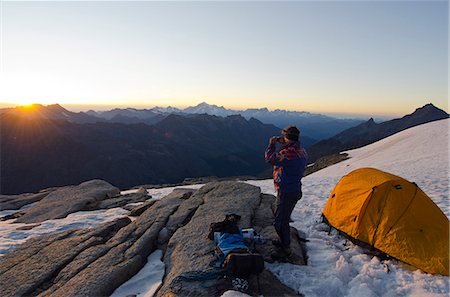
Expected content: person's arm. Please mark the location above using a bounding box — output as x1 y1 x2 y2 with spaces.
265 143 276 164
265 137 286 166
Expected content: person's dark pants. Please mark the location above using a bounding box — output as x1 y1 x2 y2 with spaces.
274 189 302 248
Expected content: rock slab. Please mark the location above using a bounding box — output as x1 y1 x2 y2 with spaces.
13 180 120 223
0 181 306 297
0 188 197 297
0 191 50 211
156 181 305 297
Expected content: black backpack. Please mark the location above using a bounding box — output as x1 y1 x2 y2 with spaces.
207 214 241 240
223 251 264 278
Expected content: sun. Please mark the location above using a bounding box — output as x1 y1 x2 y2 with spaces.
14 99 37 107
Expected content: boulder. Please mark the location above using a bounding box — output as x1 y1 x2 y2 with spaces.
12 180 120 223
127 200 156 216
135 187 148 194
0 191 50 211
156 181 305 297
89 191 150 210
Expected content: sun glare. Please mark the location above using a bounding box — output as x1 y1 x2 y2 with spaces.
20 104 38 110
15 99 36 107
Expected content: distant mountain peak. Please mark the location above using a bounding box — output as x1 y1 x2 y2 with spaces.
48 103 63 108
308 103 449 163
406 103 448 119
414 103 445 113
193 102 226 109
15 103 68 113
4 103 104 124
151 106 182 114
184 102 236 117
47 103 68 111
415 103 435 112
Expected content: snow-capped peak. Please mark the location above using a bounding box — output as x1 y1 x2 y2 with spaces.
183 102 238 117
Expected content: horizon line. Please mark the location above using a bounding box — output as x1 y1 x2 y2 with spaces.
1 101 438 120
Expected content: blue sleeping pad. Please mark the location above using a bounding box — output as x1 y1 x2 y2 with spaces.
217 230 248 257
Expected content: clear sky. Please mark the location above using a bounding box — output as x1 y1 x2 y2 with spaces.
0 0 448 116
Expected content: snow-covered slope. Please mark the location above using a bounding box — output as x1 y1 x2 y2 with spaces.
310 118 449 217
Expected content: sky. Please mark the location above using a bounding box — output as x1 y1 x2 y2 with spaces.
0 0 448 117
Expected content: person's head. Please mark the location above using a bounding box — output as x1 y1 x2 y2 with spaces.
281 126 300 141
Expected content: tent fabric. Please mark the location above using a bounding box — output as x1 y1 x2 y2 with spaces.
322 167 449 276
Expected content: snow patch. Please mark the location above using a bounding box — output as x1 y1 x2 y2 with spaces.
110 249 165 297
220 290 252 297
0 208 128 256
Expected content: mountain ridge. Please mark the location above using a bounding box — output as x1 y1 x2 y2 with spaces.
1 102 447 194
77 102 366 140
1 112 304 194
308 103 449 163
1 102 367 140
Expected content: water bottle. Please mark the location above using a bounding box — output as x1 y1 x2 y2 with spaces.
242 228 255 240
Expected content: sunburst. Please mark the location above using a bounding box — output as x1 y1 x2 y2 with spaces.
14 99 37 107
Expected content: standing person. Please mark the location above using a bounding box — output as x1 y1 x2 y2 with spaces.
265 126 307 258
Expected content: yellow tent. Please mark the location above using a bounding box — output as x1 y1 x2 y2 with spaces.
322 167 449 276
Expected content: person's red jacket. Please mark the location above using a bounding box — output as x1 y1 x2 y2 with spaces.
265 141 307 193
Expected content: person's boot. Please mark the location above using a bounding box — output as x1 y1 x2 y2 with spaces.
271 246 292 260
283 246 292 257
272 240 283 247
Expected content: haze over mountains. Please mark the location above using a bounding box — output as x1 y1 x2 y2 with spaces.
0 102 447 194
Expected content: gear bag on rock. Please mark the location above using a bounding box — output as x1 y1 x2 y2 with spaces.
223 251 264 278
